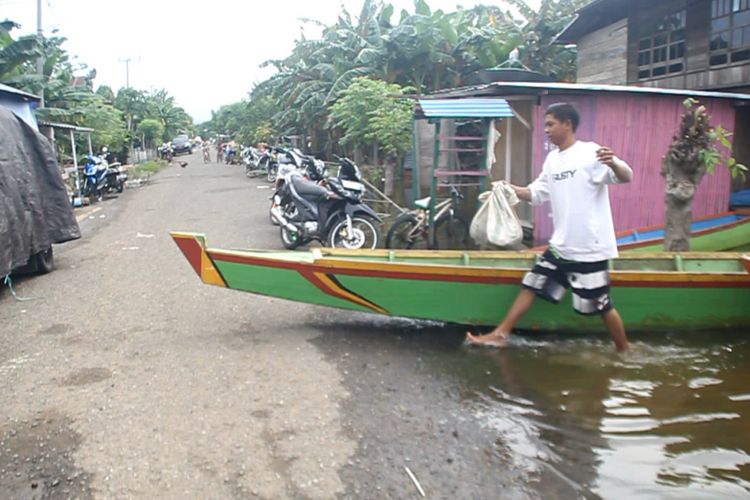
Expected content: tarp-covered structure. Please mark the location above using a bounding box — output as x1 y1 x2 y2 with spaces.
0 106 80 276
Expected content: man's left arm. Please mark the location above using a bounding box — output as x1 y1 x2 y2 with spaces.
596 147 633 183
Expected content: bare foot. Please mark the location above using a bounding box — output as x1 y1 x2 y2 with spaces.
465 331 509 348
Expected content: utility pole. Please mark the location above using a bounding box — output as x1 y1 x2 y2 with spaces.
36 0 44 107
119 57 135 88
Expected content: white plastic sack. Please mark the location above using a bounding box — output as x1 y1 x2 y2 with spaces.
469 181 523 248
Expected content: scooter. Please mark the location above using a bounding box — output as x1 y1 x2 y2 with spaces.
268 146 318 225
82 155 127 201
158 143 174 162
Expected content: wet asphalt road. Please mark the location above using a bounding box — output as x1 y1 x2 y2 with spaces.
0 154 577 499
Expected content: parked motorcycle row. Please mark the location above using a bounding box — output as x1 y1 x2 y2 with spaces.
82 153 128 202
244 146 381 250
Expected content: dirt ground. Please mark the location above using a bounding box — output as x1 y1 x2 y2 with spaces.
0 154 554 499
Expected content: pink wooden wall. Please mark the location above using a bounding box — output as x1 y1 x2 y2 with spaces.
532 93 736 243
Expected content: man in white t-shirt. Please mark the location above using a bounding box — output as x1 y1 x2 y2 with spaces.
466 103 633 352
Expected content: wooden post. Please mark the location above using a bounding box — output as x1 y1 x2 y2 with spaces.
412 119 420 204
479 119 489 191
429 120 442 246
70 130 81 198
505 118 512 182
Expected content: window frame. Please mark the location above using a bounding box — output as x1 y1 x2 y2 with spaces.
710 0 750 67
636 9 688 80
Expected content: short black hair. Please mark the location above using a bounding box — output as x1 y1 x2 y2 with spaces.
545 103 580 131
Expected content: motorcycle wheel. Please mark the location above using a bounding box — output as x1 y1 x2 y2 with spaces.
266 161 277 183
116 181 124 193
328 215 380 250
385 213 427 250
279 205 301 249
85 181 98 203
269 199 281 226
35 247 54 274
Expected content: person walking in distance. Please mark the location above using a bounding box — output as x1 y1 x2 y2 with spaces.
466 102 633 352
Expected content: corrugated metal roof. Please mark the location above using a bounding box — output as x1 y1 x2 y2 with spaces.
38 121 94 132
427 81 750 101
0 82 40 101
418 98 515 118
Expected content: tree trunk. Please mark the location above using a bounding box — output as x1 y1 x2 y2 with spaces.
392 154 405 207
384 156 396 198
663 164 698 252
662 103 711 251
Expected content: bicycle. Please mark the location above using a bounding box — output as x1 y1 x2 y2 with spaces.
385 186 470 250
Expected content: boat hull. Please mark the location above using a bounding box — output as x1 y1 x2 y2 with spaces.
617 211 750 252
172 232 750 333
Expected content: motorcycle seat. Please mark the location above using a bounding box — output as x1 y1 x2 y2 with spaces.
290 174 329 200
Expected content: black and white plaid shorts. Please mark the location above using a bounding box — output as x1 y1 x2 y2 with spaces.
522 249 613 316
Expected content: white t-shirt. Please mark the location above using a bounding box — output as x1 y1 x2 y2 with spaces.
529 140 632 262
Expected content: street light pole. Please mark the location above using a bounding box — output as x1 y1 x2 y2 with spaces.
119 57 134 88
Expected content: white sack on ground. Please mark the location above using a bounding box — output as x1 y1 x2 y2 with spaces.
469 181 522 248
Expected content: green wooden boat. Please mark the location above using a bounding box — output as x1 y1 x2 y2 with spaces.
171 232 750 333
616 211 750 252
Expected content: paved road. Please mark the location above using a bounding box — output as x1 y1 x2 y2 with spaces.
0 154 565 499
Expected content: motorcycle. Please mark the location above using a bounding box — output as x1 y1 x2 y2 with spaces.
158 143 174 162
82 155 127 201
225 145 238 165
243 147 274 179
270 156 381 250
267 146 317 225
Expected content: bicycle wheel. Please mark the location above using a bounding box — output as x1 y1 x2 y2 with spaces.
385 213 428 249
433 212 470 250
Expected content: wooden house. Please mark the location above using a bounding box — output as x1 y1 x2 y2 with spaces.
557 0 750 93
557 0 750 192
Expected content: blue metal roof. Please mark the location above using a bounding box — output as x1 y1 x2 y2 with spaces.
418 98 514 118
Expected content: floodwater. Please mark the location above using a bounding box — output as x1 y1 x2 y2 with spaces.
464 332 750 498
314 318 750 498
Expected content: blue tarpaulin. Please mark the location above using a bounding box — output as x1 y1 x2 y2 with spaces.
730 189 750 208
418 98 515 118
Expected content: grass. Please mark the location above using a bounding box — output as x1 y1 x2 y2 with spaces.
130 160 166 179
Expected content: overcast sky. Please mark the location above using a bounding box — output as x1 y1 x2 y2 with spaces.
2 0 539 122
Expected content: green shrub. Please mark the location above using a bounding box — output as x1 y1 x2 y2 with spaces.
131 160 165 179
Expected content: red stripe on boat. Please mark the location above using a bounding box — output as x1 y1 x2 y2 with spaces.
173 236 203 277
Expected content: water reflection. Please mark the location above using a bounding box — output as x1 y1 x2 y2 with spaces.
465 332 750 498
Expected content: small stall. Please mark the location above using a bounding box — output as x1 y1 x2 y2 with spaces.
38 121 95 206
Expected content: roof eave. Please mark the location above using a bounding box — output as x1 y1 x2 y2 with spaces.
422 81 750 102
554 0 630 45
0 82 41 102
